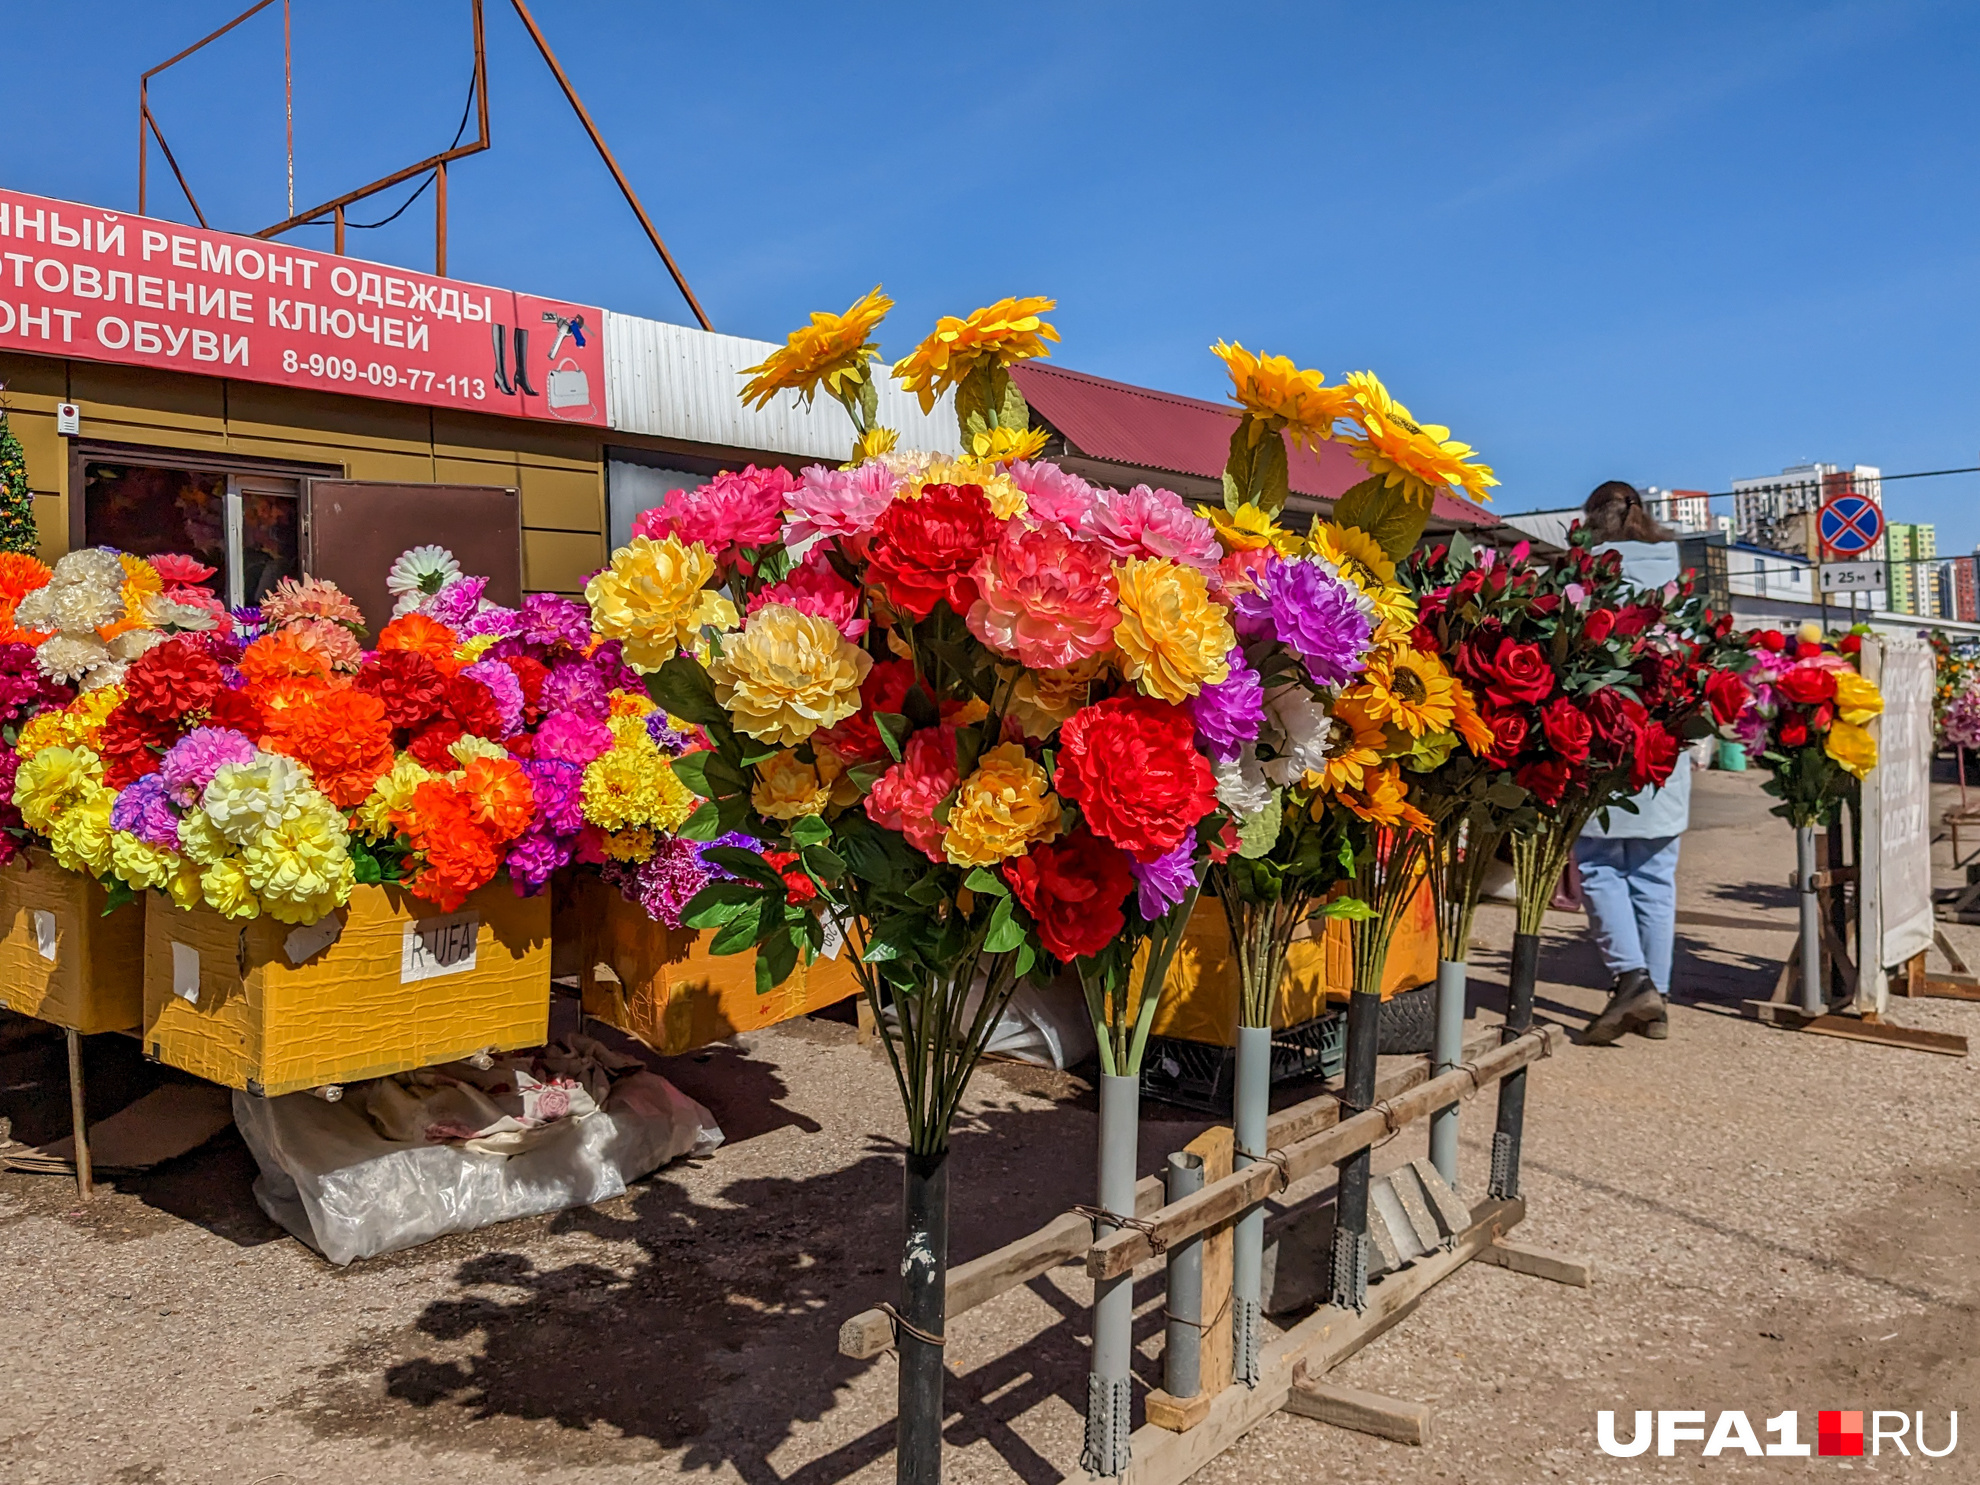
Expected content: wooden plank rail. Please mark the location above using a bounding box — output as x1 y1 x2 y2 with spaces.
837 1028 1502 1359
1086 1026 1562 1281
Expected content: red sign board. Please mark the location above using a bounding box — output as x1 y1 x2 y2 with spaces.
0 188 605 427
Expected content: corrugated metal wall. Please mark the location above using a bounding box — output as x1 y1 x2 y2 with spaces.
604 311 965 460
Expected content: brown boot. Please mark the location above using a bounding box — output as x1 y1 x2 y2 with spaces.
1583 969 1661 1046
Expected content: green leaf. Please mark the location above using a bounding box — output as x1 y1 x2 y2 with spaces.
1252 429 1290 515
875 711 911 763
758 928 801 992
962 867 1009 897
99 876 136 915
1332 475 1430 561
1317 896 1378 921
983 895 1026 953
997 372 1029 434
905 872 950 906
856 375 880 430
645 654 725 727
679 880 762 928
677 799 727 841
954 725 984 780
669 751 720 800
1015 942 1038 980
955 362 997 444
789 813 832 848
703 846 787 891
800 842 846 882
1222 421 1253 514
708 904 763 955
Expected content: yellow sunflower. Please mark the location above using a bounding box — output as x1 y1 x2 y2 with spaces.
1340 645 1457 739
1338 763 1434 833
971 424 1051 465
892 296 1059 414
1308 520 1396 588
1447 676 1497 756
1210 341 1357 450
739 286 893 410
1207 502 1303 556
1338 370 1497 507
1302 713 1388 797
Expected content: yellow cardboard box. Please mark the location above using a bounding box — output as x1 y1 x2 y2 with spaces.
574 875 862 1055
144 879 551 1096
1147 883 1438 1047
0 849 145 1034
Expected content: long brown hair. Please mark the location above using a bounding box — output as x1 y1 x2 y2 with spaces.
1582 480 1674 543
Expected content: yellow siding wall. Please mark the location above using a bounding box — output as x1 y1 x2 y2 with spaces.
0 350 607 593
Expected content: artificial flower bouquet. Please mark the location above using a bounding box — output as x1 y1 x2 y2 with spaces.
1720 622 1881 828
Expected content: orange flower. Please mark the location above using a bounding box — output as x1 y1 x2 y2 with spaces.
240 630 333 685
393 779 501 911
457 754 535 840
1448 676 1497 756
1339 764 1433 834
0 552 53 643
251 675 335 745
272 689 396 807
377 613 462 675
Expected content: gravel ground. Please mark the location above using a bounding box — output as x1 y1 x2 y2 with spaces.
0 766 1973 1483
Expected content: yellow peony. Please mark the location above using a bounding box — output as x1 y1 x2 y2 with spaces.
1339 370 1497 506
1824 719 1878 779
892 296 1059 414
897 456 1027 520
110 833 181 892
1833 669 1883 727
740 286 893 410
1207 502 1302 557
1113 558 1234 703
240 795 354 924
1210 341 1357 450
18 687 121 756
942 743 1064 867
585 536 738 674
201 858 261 920
708 603 873 746
49 787 115 876
167 859 206 911
752 748 833 820
13 745 104 831
446 733 511 768
1007 656 1110 739
852 425 900 462
355 754 435 839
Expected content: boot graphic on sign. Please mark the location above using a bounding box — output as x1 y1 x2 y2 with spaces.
490 323 515 395
512 327 538 397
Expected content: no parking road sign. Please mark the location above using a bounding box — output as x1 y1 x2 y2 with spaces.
1819 494 1884 557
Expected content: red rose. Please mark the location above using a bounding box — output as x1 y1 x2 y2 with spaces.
1472 637 1554 708
1515 758 1575 807
1482 707 1529 766
1002 829 1135 961
1527 592 1561 616
1539 697 1592 765
1055 694 1217 861
443 674 505 739
1757 630 1786 653
1705 669 1751 726
1794 641 1823 660
1778 714 1809 749
866 483 998 620
1838 633 1863 655
1584 609 1616 644
123 636 224 722
356 649 448 728
1632 724 1680 790
815 659 918 766
1585 689 1647 761
1776 665 1837 707
1611 604 1660 639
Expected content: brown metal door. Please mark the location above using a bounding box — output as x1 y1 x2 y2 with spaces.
302 481 522 635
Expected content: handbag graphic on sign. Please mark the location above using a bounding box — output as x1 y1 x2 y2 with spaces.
547 359 592 414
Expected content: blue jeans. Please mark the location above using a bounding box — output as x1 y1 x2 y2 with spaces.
1573 835 1682 995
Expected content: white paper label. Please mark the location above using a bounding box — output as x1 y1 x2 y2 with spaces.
283 915 344 967
818 912 846 962
31 910 57 962
401 912 480 983
171 942 200 1004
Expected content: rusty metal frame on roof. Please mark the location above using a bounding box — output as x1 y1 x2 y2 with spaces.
136 0 710 329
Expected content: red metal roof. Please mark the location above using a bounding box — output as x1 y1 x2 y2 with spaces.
1011 361 1497 529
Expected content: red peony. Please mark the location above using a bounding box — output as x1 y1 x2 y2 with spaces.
500 654 550 723
1583 609 1616 644
206 685 265 740
1705 669 1751 726
865 483 999 620
1002 828 1135 961
1514 758 1575 808
1776 665 1837 707
1459 636 1554 709
1631 724 1681 790
1757 630 1786 653
1055 694 1217 862
1539 697 1592 766
408 720 467 769
815 659 919 766
1837 633 1863 655
1482 707 1529 766
97 703 182 789
355 649 449 729
122 636 224 723
762 849 819 905
442 674 505 739
1779 714 1809 749
864 725 959 861
1793 641 1823 660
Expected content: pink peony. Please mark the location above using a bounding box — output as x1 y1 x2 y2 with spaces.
1010 460 1098 531
746 548 867 638
1082 484 1222 573
535 711 614 766
864 725 959 862
633 465 795 563
966 523 1120 669
1214 544 1275 602
785 461 900 544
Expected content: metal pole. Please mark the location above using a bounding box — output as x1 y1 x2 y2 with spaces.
65 1029 92 1199
435 161 448 276
1428 957 1467 1189
283 0 293 219
1330 989 1380 1313
1084 1074 1139 1478
897 1149 947 1485
1230 1022 1270 1386
1162 1151 1205 1401
1488 931 1541 1201
1796 825 1823 1015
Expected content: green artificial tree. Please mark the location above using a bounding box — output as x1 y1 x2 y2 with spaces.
0 405 39 556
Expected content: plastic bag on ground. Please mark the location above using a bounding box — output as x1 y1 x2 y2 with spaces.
234 1037 722 1265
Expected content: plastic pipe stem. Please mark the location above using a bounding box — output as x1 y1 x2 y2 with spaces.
1429 958 1467 1189
898 1150 948 1485
1163 1150 1206 1399
1230 1022 1271 1387
1084 1074 1139 1478
1330 990 1381 1313
1489 931 1541 1201
1796 825 1823 1016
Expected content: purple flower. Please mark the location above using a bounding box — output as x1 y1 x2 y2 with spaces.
645 712 693 753
425 575 489 628
587 640 644 693
158 727 258 808
1189 648 1265 762
541 661 610 720
1130 839 1198 922
604 836 714 927
519 593 593 654
463 604 524 642
523 758 584 835
462 659 525 736
110 773 183 851
1233 557 1372 687
698 831 763 880
505 826 572 896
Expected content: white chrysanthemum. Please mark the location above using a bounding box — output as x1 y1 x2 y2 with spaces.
1213 751 1275 817
203 754 306 845
108 628 167 662
14 587 55 632
50 583 125 632
34 633 111 684
79 660 129 692
51 548 126 589
1260 684 1333 787
386 545 460 615
141 593 218 632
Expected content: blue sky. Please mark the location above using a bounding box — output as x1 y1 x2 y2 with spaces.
4 1 1979 543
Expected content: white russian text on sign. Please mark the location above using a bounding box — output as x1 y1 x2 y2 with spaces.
401 912 480 983
1819 561 1886 593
